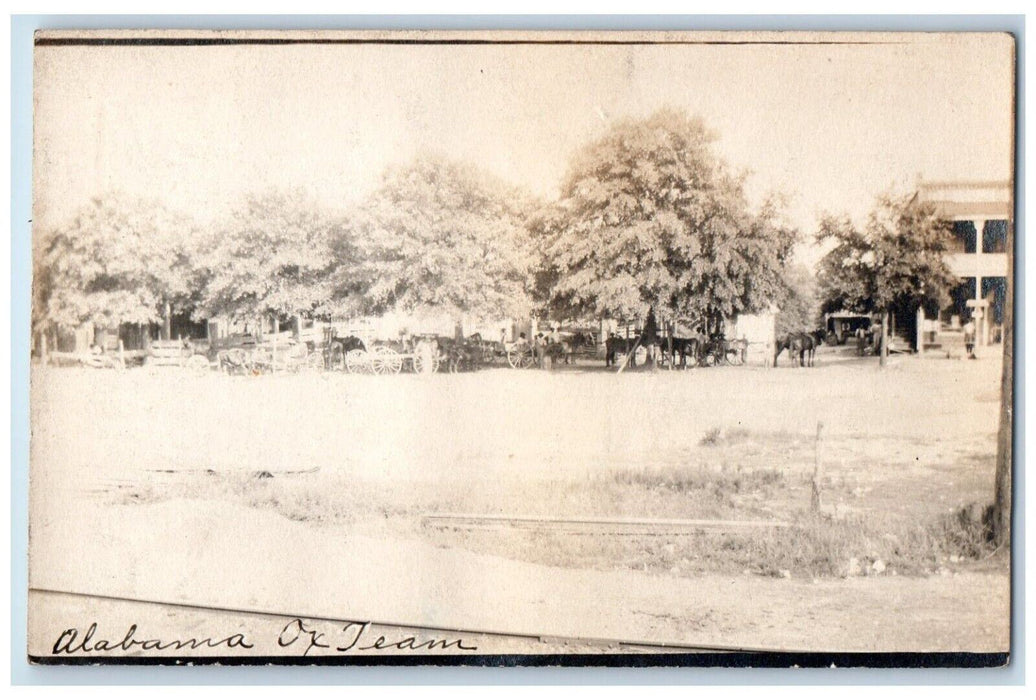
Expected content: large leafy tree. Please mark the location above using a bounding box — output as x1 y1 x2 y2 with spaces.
536 109 797 327
815 192 957 362
350 155 536 322
34 194 198 333
196 189 337 326
774 264 819 337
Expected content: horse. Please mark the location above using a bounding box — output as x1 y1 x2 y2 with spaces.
328 335 365 370
555 331 596 365
467 332 500 364
660 336 701 368
774 334 805 367
774 332 821 368
605 336 639 367
438 336 481 372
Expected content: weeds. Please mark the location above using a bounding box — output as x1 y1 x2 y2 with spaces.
699 427 722 446
114 431 1001 580
612 464 785 497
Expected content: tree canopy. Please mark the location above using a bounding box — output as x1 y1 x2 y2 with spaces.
35 194 198 329
536 109 798 324
774 263 820 336
195 189 337 323
815 193 957 317
350 155 536 321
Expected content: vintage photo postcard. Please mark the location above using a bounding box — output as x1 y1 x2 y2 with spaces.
28 29 1015 665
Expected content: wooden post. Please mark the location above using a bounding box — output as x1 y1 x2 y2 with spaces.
40 330 48 365
811 421 825 513
118 339 125 368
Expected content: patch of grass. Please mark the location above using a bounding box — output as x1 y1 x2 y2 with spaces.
698 426 798 448
422 504 1001 580
115 458 1001 581
612 464 786 499
699 427 722 446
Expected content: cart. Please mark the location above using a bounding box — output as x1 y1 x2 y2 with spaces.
343 335 441 375
505 340 537 369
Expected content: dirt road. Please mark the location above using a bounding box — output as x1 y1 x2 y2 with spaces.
28 349 1010 654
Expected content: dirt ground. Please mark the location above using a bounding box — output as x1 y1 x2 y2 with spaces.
28 345 1011 654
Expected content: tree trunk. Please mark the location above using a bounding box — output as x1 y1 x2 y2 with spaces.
993 222 1014 547
161 302 172 341
667 322 673 371
916 305 925 356
161 301 172 341
879 310 889 367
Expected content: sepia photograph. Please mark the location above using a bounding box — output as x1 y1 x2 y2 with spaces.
26 29 1015 664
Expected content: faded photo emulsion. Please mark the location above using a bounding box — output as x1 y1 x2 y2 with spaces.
27 30 1015 663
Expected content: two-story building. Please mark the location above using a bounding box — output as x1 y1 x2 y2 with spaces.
918 180 1011 347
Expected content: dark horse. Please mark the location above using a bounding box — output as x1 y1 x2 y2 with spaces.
328 335 366 370
774 332 822 367
662 336 702 368
438 336 482 372
605 335 640 367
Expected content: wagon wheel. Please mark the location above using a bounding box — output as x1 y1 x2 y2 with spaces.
508 346 535 369
724 348 741 366
506 347 524 369
345 349 368 374
303 349 325 371
703 352 717 367
185 353 210 373
372 346 403 374
412 347 439 375
684 351 700 368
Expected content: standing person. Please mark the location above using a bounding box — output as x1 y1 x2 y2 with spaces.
963 318 977 359
642 308 659 367
855 326 866 357
548 325 564 365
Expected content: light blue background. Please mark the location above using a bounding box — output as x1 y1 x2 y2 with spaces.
9 14 1025 685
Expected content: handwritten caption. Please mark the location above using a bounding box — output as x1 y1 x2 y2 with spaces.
52 619 477 656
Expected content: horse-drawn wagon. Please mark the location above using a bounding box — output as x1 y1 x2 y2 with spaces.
335 332 443 375
699 335 747 366
215 334 322 375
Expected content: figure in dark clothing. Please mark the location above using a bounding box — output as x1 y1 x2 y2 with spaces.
642 309 659 367
642 309 659 346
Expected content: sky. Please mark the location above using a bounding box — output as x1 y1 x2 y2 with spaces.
33 33 1015 266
